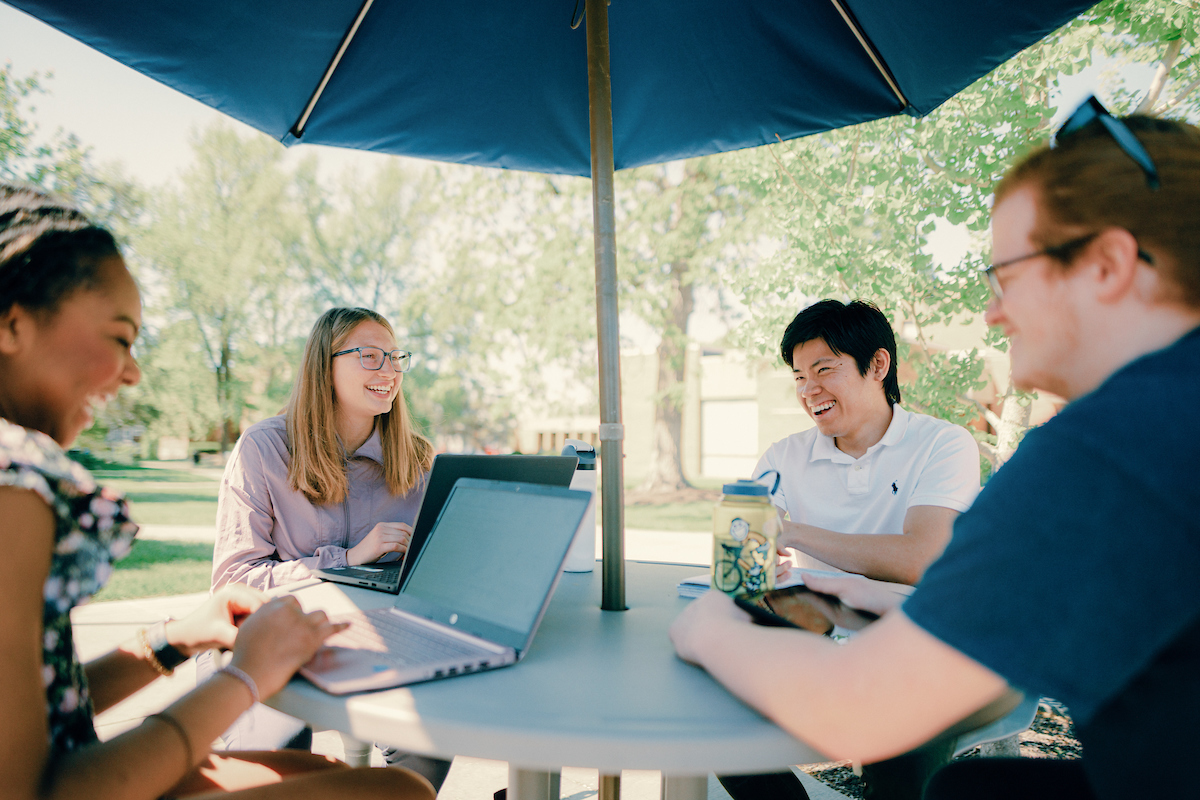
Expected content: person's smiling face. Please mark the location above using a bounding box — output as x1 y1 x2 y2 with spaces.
3 255 143 446
331 320 402 429
985 186 1083 398
791 337 888 444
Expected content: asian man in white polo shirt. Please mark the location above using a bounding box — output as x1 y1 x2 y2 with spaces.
757 299 980 586
718 299 981 800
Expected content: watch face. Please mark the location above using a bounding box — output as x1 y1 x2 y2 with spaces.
729 518 750 541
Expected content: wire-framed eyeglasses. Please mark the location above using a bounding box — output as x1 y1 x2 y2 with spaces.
984 233 1155 300
332 346 412 372
1052 95 1160 190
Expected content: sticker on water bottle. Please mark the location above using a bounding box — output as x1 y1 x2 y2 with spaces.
715 520 773 594
729 518 750 541
739 530 772 593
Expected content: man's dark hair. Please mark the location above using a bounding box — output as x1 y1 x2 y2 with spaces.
780 299 901 407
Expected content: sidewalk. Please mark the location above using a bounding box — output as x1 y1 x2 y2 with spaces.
73 525 848 800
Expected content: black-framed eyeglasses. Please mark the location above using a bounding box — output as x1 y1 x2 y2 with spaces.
984 233 1156 300
1052 95 1160 190
332 346 412 372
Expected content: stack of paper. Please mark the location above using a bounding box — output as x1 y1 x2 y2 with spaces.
676 574 712 598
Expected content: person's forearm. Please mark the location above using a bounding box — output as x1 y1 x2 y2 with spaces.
46 670 256 800
685 611 1006 763
83 642 163 714
683 611 928 761
689 615 845 747
782 522 931 584
212 553 321 591
84 618 213 714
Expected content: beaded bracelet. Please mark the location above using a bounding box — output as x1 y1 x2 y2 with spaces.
218 664 260 706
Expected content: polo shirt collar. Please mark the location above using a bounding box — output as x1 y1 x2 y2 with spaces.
809 404 909 463
877 404 910 447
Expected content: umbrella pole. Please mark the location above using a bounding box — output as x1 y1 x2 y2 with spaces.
585 0 626 611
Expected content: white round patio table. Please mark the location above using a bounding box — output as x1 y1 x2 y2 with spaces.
269 561 826 800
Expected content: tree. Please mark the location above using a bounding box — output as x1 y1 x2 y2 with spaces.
2 66 149 456
0 64 42 178
445 169 600 436
292 159 539 449
293 158 438 312
727 0 1200 473
1 65 144 232
445 159 756 482
136 122 300 451
615 158 748 492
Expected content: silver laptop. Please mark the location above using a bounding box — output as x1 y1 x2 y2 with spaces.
312 454 578 593
299 478 591 695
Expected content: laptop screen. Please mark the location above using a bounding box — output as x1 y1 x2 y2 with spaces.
398 454 577 589
402 481 587 634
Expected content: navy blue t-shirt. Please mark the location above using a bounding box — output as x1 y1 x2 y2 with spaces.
905 326 1200 799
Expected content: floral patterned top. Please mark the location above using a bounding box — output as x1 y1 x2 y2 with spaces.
0 419 138 762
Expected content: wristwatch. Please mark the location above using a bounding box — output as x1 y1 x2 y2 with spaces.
144 619 189 672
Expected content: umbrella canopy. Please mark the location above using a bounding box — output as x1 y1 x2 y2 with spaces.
8 0 1091 176
6 0 1095 609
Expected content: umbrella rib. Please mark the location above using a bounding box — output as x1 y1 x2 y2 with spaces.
826 0 909 111
290 0 377 139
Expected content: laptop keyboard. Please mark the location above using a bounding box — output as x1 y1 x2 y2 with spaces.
328 608 494 667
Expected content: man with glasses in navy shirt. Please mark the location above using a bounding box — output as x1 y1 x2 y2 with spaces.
674 100 1200 800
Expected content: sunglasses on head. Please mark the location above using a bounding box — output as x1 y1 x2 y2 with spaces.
1052 95 1160 190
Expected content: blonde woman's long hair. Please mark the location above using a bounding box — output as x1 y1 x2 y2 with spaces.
286 307 433 504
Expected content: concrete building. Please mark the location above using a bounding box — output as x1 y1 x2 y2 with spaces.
515 314 1063 485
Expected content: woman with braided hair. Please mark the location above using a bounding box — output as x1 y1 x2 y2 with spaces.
0 183 435 800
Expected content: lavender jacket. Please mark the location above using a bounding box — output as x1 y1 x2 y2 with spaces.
211 415 426 590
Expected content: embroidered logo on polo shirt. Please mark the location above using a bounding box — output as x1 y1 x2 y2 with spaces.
891 481 899 495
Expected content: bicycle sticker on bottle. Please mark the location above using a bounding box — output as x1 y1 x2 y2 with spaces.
712 478 780 596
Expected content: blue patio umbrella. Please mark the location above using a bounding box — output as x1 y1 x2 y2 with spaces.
6 0 1095 609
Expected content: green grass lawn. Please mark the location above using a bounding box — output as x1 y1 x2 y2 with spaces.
90 465 203 482
80 458 716 600
87 461 221 526
94 540 214 601
622 502 711 532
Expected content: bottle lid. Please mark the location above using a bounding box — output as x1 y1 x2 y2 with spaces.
721 479 770 496
561 443 597 468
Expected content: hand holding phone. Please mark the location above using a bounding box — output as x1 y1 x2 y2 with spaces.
734 584 880 635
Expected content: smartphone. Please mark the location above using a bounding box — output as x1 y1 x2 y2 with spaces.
734 584 880 635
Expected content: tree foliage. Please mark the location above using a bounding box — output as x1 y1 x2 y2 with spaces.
615 158 748 490
2 66 146 454
726 0 1200 472
0 64 42 178
135 123 298 450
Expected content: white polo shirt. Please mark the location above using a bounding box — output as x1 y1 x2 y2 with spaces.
753 405 980 572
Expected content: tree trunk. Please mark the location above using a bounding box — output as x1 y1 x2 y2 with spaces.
637 262 694 493
994 388 1033 466
218 340 234 453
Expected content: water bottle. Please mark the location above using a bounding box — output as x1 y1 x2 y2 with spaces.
712 471 780 595
561 439 597 572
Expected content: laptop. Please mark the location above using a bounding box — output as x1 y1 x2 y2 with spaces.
299 478 591 695
313 454 578 593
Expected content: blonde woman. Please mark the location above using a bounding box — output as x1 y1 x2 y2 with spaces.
208 307 449 785
212 307 432 589
0 185 433 800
